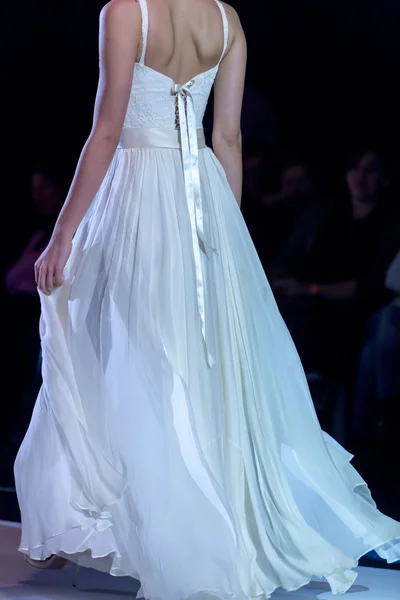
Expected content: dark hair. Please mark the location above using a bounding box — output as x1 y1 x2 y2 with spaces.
30 159 67 200
30 160 61 183
344 146 384 172
242 138 276 163
262 154 316 195
279 151 313 176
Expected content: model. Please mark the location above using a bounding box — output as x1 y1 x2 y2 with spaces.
15 0 400 598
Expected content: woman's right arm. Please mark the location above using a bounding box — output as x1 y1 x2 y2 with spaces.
35 0 141 295
212 4 247 208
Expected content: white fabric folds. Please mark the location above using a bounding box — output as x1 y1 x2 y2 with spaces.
15 142 400 599
119 123 214 367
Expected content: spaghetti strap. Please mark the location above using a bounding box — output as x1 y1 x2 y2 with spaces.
214 0 229 64
137 0 149 65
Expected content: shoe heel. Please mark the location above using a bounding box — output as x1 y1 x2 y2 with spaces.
72 564 81 588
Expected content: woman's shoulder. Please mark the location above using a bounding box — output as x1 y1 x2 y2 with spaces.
100 0 141 22
218 1 244 49
219 1 242 24
98 0 142 46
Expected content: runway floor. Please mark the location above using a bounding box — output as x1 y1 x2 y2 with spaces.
1 523 399 600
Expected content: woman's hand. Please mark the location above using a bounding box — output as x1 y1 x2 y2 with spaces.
6 231 46 294
34 232 73 296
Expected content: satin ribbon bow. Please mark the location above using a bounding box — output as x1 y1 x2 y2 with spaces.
171 81 215 368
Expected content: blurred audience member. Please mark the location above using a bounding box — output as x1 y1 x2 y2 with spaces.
6 165 61 294
351 248 400 444
3 164 62 444
268 149 399 425
264 162 313 208
240 142 272 254
261 159 316 270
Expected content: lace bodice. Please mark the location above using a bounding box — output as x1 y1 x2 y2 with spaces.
122 0 228 131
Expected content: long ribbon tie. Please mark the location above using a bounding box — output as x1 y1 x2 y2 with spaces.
171 81 215 368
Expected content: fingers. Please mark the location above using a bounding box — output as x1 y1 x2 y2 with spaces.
46 265 55 294
37 264 50 295
35 262 65 295
34 258 65 295
54 267 64 288
37 263 52 295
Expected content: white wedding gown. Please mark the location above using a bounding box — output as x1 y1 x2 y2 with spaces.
15 1 400 598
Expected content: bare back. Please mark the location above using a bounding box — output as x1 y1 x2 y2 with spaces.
138 0 233 85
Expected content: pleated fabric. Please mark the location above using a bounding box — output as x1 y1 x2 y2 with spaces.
15 145 400 600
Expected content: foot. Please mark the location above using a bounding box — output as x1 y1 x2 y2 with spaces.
24 554 67 570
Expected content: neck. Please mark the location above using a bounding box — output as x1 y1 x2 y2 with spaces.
351 196 376 219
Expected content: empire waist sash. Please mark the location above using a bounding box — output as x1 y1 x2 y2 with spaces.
118 127 206 150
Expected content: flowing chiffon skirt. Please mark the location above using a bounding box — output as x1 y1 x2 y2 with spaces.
15 144 400 600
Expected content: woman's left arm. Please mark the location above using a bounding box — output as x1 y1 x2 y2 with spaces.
36 0 141 295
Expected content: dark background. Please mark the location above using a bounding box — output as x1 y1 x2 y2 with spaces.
3 0 400 207
1 0 400 566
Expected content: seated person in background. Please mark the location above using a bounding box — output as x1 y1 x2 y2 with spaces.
240 142 272 254
269 148 400 386
351 248 400 444
3 164 62 444
260 158 317 271
6 167 61 294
